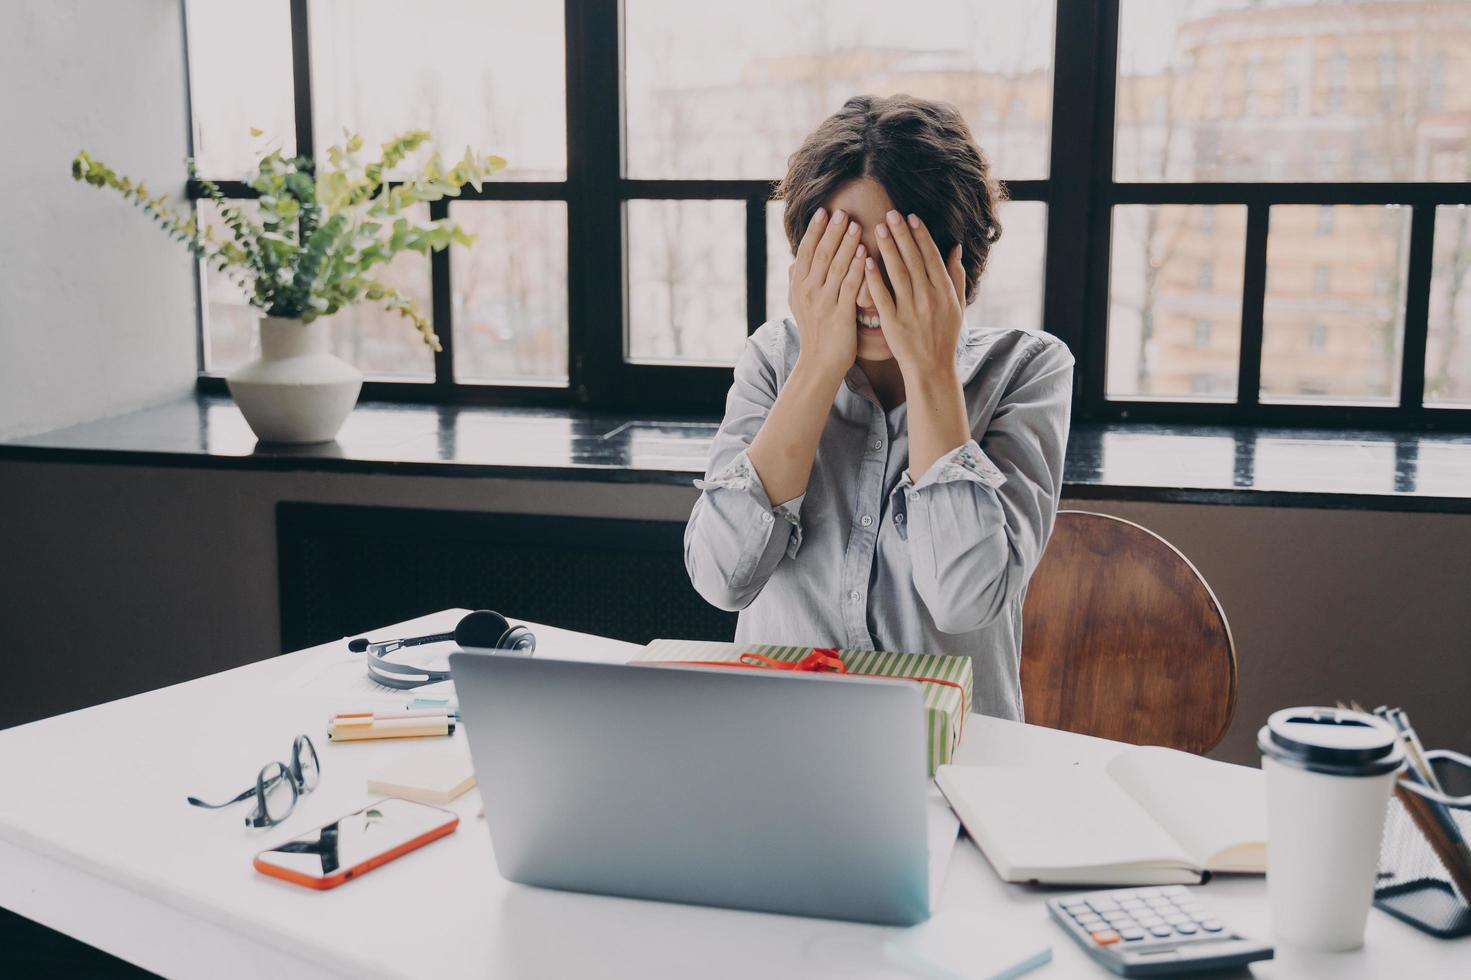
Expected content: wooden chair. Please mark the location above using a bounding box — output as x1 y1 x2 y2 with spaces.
1020 511 1237 755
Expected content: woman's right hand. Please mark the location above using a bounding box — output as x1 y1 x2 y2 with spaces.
788 207 866 381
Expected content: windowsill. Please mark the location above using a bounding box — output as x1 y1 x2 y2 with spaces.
3 393 1470 513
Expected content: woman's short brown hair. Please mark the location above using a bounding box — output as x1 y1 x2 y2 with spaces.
774 94 1005 305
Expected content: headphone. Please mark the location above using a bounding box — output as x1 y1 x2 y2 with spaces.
348 610 536 689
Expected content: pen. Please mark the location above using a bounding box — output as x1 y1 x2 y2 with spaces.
327 715 456 742
409 697 458 713
1378 705 1471 892
332 709 460 722
1384 707 1444 794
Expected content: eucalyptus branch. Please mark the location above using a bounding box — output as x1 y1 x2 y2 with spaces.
72 130 504 348
365 279 441 351
71 151 207 258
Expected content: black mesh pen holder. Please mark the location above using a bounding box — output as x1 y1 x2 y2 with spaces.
1374 748 1471 938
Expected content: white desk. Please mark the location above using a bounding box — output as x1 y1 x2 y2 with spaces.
0 610 1461 979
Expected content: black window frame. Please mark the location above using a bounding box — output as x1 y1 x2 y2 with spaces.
185 0 1471 430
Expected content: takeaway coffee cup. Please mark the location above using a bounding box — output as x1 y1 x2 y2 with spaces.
1258 707 1405 951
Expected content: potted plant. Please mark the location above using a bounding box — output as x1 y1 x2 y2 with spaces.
72 131 504 443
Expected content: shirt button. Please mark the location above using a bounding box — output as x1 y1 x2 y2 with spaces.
848 590 861 602
873 439 884 451
760 512 774 525
907 491 919 502
860 514 873 527
894 513 905 524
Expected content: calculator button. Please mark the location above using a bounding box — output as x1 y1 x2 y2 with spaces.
1091 930 1120 945
1136 916 1164 928
1088 899 1120 912
1175 922 1199 935
1077 917 1106 930
1061 900 1089 911
1149 925 1174 938
1119 928 1146 941
1145 896 1172 908
1164 914 1189 925
1119 899 1146 910
1163 886 1190 898
1200 920 1225 932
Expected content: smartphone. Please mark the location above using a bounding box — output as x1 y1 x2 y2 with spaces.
254 797 459 890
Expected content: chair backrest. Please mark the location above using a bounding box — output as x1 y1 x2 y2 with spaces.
1020 510 1237 755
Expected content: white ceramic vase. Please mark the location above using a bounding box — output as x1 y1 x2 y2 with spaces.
226 316 363 444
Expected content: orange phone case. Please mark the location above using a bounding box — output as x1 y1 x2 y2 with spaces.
253 799 459 890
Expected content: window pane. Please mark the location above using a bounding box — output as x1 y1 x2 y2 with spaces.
1116 0 1471 182
969 202 1047 333
1107 204 1246 400
324 208 436 381
625 0 1054 180
1261 205 1409 404
310 0 565 180
767 202 791 327
1426 205 1471 406
185 0 295 177
450 201 568 385
199 207 257 375
627 200 747 366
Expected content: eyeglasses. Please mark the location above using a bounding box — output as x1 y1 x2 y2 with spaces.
187 734 321 828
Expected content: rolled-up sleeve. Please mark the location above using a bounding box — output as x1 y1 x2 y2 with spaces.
684 337 805 611
895 340 1074 633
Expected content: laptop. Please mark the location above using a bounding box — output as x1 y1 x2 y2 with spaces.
449 653 954 925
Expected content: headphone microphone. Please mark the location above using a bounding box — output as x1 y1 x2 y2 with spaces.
347 609 536 689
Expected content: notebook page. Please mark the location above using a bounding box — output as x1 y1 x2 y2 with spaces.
937 765 1198 882
1105 745 1267 873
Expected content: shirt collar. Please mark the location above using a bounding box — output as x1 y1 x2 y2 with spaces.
956 330 990 385
842 330 990 403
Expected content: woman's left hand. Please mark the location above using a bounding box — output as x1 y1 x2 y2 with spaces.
865 210 966 379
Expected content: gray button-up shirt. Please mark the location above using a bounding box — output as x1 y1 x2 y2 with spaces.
683 318 1074 721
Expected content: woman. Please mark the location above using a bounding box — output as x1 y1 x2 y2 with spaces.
683 94 1073 721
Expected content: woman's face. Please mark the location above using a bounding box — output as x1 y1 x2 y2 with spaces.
822 177 898 363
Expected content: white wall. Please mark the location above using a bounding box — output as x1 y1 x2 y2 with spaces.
0 0 197 439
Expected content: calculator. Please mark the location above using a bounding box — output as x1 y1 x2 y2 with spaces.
1046 886 1274 977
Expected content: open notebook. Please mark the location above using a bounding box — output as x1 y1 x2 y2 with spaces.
937 745 1266 886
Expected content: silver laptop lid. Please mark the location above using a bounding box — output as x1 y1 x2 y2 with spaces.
450 653 931 925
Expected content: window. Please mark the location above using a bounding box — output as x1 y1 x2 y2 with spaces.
180 0 1471 429
1261 206 1409 404
1309 323 1328 353
624 1 1054 181
1426 206 1471 406
1105 0 1470 428
1325 54 1346 114
1106 205 1245 401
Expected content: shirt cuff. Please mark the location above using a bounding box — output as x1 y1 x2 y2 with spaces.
775 493 804 558
694 450 805 558
901 438 1007 493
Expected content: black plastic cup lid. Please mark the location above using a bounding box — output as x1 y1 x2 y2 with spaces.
1257 706 1405 777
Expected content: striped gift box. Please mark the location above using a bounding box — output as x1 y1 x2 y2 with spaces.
634 639 972 776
